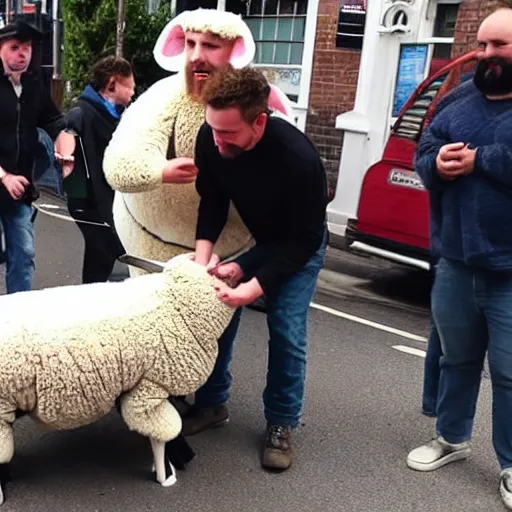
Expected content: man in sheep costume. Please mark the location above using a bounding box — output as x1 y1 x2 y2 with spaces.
0 254 235 504
102 8 294 271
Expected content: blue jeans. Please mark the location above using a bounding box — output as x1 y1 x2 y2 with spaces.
195 236 327 427
0 202 35 294
422 323 442 416
35 128 64 196
432 258 512 469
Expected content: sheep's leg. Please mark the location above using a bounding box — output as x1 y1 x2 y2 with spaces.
120 379 195 486
150 438 176 487
0 418 15 506
0 463 10 505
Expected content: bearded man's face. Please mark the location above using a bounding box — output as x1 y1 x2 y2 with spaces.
184 31 235 98
475 13 512 97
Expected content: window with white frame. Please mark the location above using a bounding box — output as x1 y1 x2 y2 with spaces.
244 0 307 66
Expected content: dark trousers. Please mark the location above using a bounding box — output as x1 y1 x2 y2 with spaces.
68 199 124 284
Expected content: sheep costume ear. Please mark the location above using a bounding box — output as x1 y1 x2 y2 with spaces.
153 8 294 118
269 84 295 118
153 9 256 73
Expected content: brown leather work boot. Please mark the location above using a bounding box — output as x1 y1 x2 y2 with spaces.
181 405 229 436
261 424 292 470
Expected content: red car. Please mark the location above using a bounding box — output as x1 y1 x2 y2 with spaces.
345 51 478 270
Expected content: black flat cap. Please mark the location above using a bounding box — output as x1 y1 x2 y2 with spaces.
0 20 42 43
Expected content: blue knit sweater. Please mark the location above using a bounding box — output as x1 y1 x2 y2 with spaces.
415 82 512 270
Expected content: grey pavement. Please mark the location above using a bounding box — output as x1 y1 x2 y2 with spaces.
0 193 504 511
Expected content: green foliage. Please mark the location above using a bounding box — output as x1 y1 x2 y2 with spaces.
62 0 173 98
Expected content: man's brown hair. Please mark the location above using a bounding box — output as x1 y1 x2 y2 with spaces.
90 56 133 91
201 66 271 123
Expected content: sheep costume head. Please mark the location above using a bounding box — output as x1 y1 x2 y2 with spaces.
153 8 294 117
0 254 237 503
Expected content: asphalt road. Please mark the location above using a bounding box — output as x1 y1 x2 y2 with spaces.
0 193 504 511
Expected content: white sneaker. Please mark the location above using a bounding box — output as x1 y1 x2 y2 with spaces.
407 436 471 472
500 469 512 510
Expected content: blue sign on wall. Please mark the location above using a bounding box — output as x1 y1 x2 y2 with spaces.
392 44 429 117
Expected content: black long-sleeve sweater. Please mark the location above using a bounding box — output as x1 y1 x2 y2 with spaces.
195 116 328 295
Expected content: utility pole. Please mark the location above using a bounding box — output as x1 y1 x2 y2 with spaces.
4 0 11 24
115 0 125 57
51 0 64 108
52 0 61 79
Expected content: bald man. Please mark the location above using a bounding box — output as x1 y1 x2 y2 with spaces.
406 7 512 508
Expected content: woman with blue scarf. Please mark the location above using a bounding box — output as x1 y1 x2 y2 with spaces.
56 56 135 283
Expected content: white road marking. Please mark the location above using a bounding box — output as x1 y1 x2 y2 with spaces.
37 203 61 209
391 345 426 358
309 302 428 343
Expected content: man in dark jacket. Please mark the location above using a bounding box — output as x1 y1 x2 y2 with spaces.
55 56 135 283
0 19 65 294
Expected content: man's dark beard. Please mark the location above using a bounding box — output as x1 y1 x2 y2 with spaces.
473 57 512 96
219 144 244 159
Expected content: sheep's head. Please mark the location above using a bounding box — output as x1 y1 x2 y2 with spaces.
162 254 236 344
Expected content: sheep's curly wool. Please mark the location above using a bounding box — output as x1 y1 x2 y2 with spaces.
103 73 253 272
0 258 234 463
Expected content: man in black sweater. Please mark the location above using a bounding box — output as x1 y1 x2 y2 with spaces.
185 66 328 471
0 20 65 294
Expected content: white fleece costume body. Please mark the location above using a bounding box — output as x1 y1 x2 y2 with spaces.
0 257 234 466
103 9 294 273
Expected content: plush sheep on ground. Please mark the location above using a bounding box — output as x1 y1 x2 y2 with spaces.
0 254 235 504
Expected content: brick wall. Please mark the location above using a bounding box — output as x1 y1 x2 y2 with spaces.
305 0 361 196
452 0 502 57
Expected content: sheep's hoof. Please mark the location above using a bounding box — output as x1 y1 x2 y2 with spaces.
160 459 177 488
152 453 177 487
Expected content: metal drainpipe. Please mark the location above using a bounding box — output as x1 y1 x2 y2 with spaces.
115 0 125 57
